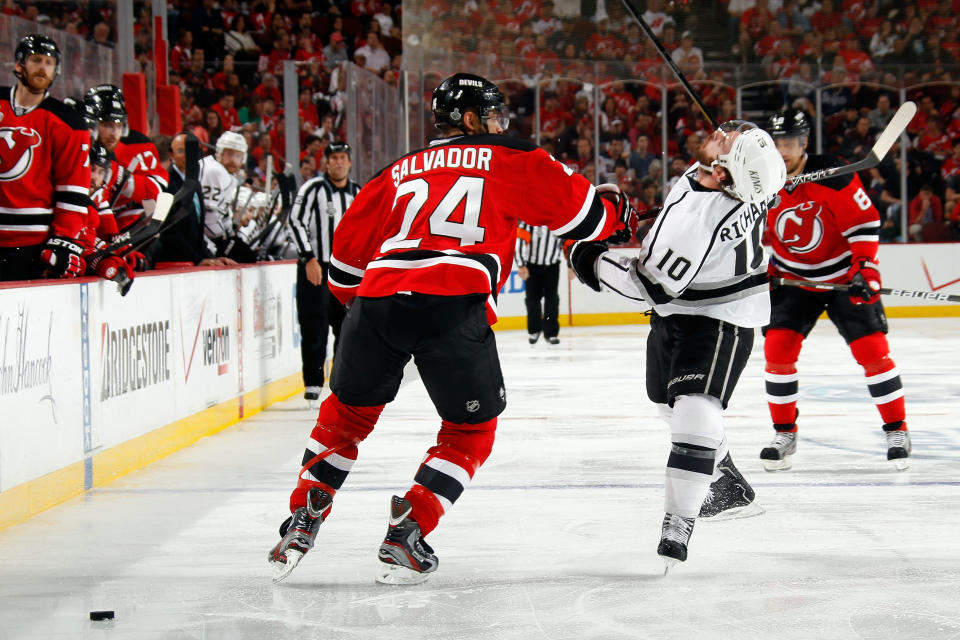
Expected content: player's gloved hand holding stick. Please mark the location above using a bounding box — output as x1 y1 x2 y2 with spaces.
596 182 636 245
847 258 882 305
87 251 135 296
40 235 86 278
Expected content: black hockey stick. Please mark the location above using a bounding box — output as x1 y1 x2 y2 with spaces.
775 277 960 303
620 0 719 129
787 101 917 187
91 136 201 260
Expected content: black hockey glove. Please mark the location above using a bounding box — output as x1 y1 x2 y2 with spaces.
596 183 636 245
567 241 608 292
40 234 85 278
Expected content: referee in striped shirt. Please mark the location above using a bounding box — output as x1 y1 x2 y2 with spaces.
516 222 563 345
289 141 362 402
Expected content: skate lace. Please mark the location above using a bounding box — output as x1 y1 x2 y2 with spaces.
770 432 796 448
662 514 694 545
886 430 907 447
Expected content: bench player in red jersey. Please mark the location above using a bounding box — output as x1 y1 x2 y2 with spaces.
268 72 632 585
761 108 911 471
0 34 90 281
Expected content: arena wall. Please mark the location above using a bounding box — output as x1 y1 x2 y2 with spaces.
1 244 956 530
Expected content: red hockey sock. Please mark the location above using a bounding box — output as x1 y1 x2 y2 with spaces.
764 329 803 427
850 333 906 425
404 418 497 537
289 393 383 513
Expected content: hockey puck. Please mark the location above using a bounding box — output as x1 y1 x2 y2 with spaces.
89 611 114 621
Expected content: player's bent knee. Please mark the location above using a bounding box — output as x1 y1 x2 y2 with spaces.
317 393 383 444
849 332 893 373
764 328 803 366
435 418 497 473
671 394 724 447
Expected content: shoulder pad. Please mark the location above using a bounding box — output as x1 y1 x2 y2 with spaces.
40 97 89 131
120 129 153 145
803 154 855 190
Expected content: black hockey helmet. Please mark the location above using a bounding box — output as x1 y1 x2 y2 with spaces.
90 143 111 170
14 34 61 83
86 84 128 135
767 107 811 139
65 94 101 135
431 73 509 132
326 141 351 157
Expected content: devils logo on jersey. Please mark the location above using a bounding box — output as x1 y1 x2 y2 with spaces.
774 201 823 254
0 126 42 181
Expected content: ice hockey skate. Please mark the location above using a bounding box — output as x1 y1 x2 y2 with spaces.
268 487 332 583
700 453 764 520
376 496 438 585
304 386 322 409
657 513 695 574
760 430 797 471
528 332 541 345
885 426 912 471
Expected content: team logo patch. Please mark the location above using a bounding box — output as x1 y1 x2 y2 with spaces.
0 126 42 181
465 399 480 413
775 201 824 254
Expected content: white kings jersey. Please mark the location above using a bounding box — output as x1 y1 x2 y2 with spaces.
198 155 241 242
596 164 771 327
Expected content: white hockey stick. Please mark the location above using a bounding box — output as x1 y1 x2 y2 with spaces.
776 277 960 303
788 101 917 187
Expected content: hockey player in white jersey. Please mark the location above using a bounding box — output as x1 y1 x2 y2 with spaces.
200 131 246 255
569 121 786 570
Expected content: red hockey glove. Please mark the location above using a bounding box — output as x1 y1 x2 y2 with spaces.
596 183 635 245
40 235 86 278
89 253 135 296
124 250 150 272
848 258 882 305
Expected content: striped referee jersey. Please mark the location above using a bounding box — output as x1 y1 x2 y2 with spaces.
515 222 563 267
289 174 362 262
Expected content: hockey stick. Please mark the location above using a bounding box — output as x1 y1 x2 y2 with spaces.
787 101 917 187
620 0 719 129
91 136 201 260
775 277 960 303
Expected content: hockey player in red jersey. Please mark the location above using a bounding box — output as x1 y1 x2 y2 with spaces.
0 34 91 281
268 73 630 585
88 84 168 252
762 108 910 471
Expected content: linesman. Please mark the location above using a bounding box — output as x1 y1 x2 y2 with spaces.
289 141 360 403
516 222 563 344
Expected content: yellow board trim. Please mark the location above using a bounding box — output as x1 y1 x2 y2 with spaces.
494 304 960 332
0 372 303 533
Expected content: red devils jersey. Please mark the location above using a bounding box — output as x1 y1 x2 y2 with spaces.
111 130 169 231
328 135 624 323
0 86 91 247
766 154 880 284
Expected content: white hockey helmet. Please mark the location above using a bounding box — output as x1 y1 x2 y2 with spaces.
216 131 248 166
250 191 269 209
712 126 786 205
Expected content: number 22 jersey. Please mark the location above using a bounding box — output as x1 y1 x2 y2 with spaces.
327 134 624 323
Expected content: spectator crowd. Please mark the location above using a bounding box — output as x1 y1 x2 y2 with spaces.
3 0 960 288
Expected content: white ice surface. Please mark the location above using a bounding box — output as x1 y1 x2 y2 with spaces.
1 318 959 640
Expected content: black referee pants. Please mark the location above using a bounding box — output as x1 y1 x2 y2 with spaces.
523 262 560 338
295 261 345 388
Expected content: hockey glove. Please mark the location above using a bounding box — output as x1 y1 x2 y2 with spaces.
596 183 635 245
40 235 86 278
567 241 608 292
124 250 150 272
848 258 882 305
89 253 135 296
